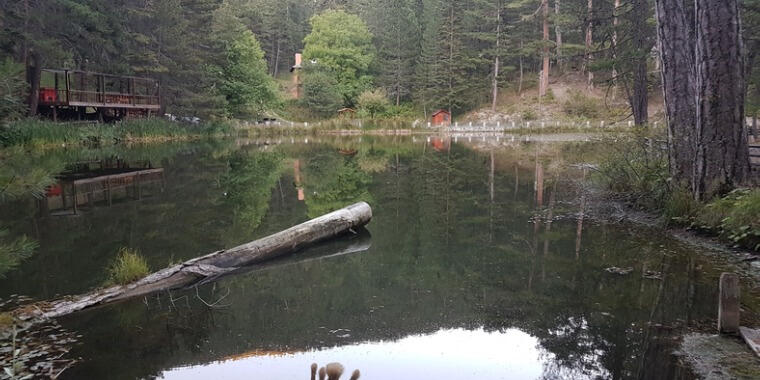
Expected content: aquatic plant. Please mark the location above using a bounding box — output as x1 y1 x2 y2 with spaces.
107 247 150 285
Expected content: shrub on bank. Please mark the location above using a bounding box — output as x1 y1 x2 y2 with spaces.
595 131 670 211
696 189 760 250
595 130 760 252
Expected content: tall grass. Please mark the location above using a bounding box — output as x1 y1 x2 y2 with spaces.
107 247 150 285
695 189 760 250
594 129 671 211
594 129 760 252
0 118 233 148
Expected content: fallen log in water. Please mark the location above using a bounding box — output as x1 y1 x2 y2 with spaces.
13 202 372 320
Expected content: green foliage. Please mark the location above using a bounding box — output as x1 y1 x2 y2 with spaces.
300 68 344 117
0 147 59 202
221 152 284 230
595 132 670 211
303 10 375 106
664 187 702 224
211 5 279 119
695 189 760 251
0 59 27 124
304 154 373 218
107 247 150 285
0 230 37 279
357 89 391 118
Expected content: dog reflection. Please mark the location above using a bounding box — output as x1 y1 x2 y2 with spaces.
311 362 360 380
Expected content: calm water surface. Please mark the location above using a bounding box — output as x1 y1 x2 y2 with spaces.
1 136 755 379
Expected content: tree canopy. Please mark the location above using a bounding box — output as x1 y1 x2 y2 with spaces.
303 10 376 106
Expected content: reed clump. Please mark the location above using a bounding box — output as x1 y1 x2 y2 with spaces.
107 247 150 285
0 118 233 148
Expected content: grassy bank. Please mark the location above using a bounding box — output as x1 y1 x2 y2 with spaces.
594 129 760 252
0 118 233 149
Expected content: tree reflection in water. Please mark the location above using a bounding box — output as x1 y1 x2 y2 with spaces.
0 137 744 379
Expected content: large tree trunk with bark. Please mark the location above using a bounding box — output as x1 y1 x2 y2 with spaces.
12 203 372 320
693 0 751 199
655 0 697 187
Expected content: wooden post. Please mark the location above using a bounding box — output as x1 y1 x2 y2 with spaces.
72 183 78 215
719 273 740 334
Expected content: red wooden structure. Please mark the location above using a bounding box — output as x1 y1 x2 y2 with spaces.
35 69 160 121
432 109 451 126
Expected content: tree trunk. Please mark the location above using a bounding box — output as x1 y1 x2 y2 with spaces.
585 0 594 89
491 2 501 111
12 203 372 320
631 56 649 125
448 5 455 115
540 0 550 97
612 0 620 94
26 51 41 117
396 22 402 106
693 0 751 199
519 40 524 95
273 38 281 78
555 0 562 70
631 0 649 125
655 0 697 187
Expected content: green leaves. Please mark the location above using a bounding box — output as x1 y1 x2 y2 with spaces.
303 10 376 106
0 59 27 125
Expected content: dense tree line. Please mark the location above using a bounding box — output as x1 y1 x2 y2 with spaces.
1 0 760 129
0 0 664 120
0 0 277 120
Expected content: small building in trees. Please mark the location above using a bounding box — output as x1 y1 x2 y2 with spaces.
30 69 160 122
337 108 356 118
431 109 451 126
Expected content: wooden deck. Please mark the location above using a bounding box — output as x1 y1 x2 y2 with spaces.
36 69 160 120
40 168 165 216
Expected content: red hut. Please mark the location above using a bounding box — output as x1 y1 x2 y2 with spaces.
431 109 451 126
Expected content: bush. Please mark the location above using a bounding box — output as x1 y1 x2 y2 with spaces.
0 59 28 124
107 247 150 285
563 90 602 119
595 131 670 211
357 89 390 118
522 109 537 121
300 69 343 117
664 186 702 224
696 189 760 250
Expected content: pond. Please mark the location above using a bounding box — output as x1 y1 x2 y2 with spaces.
1 135 757 379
